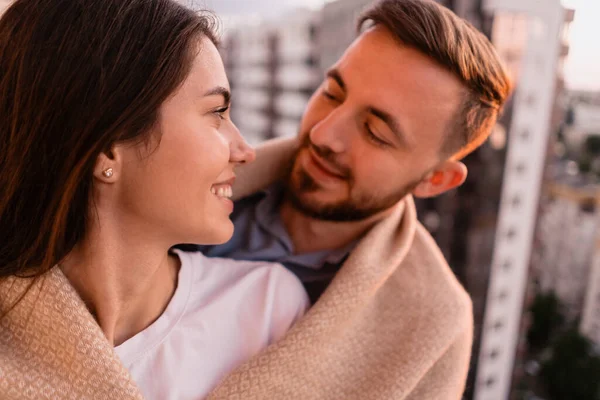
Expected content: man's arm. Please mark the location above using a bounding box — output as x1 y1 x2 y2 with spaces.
232 137 298 201
404 325 473 400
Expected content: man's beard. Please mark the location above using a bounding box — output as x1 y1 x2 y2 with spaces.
282 136 421 222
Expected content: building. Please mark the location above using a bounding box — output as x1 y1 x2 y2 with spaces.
220 9 320 145
473 1 573 399
581 237 600 347
529 177 600 350
568 89 600 107
221 23 276 145
272 10 321 139
535 181 600 320
562 91 600 155
317 0 372 73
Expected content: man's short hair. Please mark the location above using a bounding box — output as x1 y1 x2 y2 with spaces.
359 0 512 159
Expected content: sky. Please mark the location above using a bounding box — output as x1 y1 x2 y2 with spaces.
194 0 326 19
562 0 600 91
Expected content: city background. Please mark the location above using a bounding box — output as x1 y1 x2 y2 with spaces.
1 0 598 399
204 0 600 399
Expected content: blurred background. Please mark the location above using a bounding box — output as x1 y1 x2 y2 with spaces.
2 0 599 398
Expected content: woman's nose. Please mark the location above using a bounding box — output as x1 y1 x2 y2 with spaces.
228 121 256 164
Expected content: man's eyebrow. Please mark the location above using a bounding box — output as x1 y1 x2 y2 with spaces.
368 106 412 148
326 68 411 148
203 86 231 105
326 68 346 91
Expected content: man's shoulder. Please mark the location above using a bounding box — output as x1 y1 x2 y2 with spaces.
377 221 472 362
404 221 472 325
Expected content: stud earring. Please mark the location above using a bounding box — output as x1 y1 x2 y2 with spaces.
102 168 114 178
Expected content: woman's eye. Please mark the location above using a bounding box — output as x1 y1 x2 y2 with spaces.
214 106 229 120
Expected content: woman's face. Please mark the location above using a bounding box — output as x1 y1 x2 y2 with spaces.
105 38 254 245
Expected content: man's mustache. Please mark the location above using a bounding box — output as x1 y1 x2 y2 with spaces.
298 134 351 179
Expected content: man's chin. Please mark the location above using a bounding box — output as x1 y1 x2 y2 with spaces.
283 161 366 221
284 189 368 222
284 180 407 222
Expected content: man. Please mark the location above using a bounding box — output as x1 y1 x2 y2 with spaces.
196 0 511 398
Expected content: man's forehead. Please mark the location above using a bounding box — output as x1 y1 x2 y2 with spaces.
341 27 446 77
335 26 464 108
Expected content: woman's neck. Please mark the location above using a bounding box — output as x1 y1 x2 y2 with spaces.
60 223 180 346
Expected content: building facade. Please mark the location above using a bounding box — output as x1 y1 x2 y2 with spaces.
581 240 600 347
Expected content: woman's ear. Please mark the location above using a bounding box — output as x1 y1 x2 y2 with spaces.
93 145 124 183
412 160 468 198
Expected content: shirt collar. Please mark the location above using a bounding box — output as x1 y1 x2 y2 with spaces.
254 185 294 252
253 183 358 270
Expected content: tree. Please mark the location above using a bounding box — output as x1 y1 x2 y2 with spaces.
585 135 600 156
526 292 565 351
578 156 592 174
540 329 600 400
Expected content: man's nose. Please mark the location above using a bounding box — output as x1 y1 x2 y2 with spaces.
308 107 350 154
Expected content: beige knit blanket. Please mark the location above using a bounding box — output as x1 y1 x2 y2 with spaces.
0 139 473 399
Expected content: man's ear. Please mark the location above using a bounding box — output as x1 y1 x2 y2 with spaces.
412 160 468 198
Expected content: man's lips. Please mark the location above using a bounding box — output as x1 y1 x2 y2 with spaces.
307 147 347 179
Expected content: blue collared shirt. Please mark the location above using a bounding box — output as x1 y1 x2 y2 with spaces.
178 184 356 303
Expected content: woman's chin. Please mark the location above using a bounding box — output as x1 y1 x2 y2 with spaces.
195 221 234 246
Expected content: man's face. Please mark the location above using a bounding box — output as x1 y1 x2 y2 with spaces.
285 26 466 221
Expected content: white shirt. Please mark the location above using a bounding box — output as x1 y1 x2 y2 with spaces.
115 249 309 400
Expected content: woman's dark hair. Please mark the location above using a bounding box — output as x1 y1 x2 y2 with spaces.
0 0 218 281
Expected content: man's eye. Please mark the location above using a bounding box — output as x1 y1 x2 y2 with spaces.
365 123 390 148
322 89 340 102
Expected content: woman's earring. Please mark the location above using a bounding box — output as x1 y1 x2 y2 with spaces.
102 168 114 178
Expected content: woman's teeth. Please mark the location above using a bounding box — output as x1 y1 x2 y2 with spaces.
211 185 232 199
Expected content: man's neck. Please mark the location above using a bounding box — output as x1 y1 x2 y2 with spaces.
279 199 393 255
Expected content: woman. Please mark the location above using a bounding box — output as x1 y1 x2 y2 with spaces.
0 0 308 399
